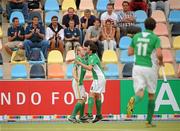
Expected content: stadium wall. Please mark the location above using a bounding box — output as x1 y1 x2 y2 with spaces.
0 80 179 121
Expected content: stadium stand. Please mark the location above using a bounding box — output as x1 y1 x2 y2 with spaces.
122 63 133 78
30 64 45 79
102 50 118 64
45 11 60 25
171 23 180 36
48 64 65 79
65 50 75 62
79 0 94 10
154 23 168 36
66 64 74 79
119 36 132 50
151 10 166 23
11 64 27 79
44 0 59 12
173 36 180 49
61 0 76 11
168 10 180 23
134 10 147 23
119 50 134 64
96 0 109 12
48 50 63 64
175 50 180 63
114 0 123 11
104 63 119 79
159 63 175 77
159 36 171 49
162 49 173 63
28 48 45 65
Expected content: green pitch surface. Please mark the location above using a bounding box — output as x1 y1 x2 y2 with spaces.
1 121 180 131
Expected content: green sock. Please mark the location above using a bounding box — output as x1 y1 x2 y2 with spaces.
134 95 142 105
146 100 155 124
88 97 94 116
96 99 102 116
80 102 85 117
71 103 81 118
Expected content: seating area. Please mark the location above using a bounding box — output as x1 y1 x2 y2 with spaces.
0 0 180 80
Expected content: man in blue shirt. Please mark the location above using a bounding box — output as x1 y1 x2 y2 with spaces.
24 16 49 59
5 17 25 55
64 19 80 53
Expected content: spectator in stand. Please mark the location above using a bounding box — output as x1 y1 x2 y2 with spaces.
150 0 169 17
5 17 25 56
46 16 64 55
84 18 103 60
6 0 28 20
80 9 96 44
27 0 42 11
102 19 116 50
117 1 141 37
62 7 80 28
24 16 49 59
64 19 80 53
101 3 120 45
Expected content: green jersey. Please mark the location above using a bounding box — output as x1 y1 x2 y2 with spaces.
75 56 87 85
130 30 161 67
88 53 105 80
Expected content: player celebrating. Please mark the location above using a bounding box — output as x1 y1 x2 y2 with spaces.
68 46 87 123
127 17 163 127
76 41 106 123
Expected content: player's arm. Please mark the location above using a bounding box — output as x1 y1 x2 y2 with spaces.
156 48 164 66
128 46 134 56
76 60 93 71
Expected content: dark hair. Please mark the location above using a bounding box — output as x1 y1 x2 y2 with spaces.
89 41 97 53
51 16 58 21
84 40 91 47
122 1 129 6
105 19 112 24
32 16 39 20
12 17 18 22
94 18 101 24
69 19 75 23
107 3 114 8
145 17 156 30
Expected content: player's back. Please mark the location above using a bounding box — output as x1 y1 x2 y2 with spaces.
131 30 160 67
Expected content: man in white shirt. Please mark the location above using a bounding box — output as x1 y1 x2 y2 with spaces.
46 16 64 55
101 3 120 45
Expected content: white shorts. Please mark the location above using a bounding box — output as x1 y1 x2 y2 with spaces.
72 79 86 99
90 79 106 93
132 65 158 94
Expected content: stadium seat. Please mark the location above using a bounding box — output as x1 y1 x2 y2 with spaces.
171 23 180 36
173 36 180 49
159 36 171 49
120 50 134 64
66 64 74 78
48 50 63 64
62 0 76 11
30 64 45 79
168 10 180 23
0 67 3 79
11 51 27 64
96 0 109 12
104 64 119 79
44 0 59 12
11 64 27 79
102 50 118 64
136 23 145 31
151 10 166 23
0 53 3 65
79 0 94 10
170 0 180 10
45 11 60 25
159 63 175 77
134 10 147 23
0 26 2 38
175 50 180 63
48 64 65 79
162 49 173 63
119 36 132 50
154 23 168 36
114 0 123 10
65 50 75 62
10 11 25 25
29 48 45 65
122 63 133 77
28 11 43 25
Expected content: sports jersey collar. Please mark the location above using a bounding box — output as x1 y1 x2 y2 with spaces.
145 29 154 34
